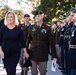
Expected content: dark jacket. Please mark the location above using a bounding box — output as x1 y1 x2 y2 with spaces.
0 19 5 28
26 23 57 62
55 27 61 44
19 23 32 67
68 24 76 68
19 23 31 42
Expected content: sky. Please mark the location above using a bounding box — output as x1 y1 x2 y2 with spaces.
0 0 33 14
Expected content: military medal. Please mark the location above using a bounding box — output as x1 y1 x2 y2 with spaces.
41 29 47 33
72 31 74 37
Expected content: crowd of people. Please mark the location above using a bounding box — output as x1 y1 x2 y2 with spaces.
51 7 76 75
0 5 76 75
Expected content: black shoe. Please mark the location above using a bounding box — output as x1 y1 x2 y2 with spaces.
61 70 66 74
58 67 64 70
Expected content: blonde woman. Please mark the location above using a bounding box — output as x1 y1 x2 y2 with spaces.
0 11 29 75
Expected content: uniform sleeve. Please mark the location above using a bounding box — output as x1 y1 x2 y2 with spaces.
0 29 3 46
26 26 32 49
48 27 57 58
19 27 26 48
74 30 76 37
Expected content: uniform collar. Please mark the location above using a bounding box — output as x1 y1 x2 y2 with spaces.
37 22 43 27
24 23 30 26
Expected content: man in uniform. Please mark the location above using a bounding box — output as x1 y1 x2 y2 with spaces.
55 20 62 64
26 10 57 75
68 8 76 75
19 14 31 75
62 12 73 75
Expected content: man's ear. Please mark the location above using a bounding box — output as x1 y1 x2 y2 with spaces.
42 14 44 18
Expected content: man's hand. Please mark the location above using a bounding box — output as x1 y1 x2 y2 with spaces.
53 58 57 62
0 50 4 59
24 51 29 59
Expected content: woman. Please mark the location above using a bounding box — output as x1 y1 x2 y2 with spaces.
0 11 29 75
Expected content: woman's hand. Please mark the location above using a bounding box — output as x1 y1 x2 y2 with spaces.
0 50 4 59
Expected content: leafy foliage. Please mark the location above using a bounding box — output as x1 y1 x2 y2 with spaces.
36 0 76 24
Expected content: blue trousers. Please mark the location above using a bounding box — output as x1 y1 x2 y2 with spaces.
61 45 65 69
69 69 76 75
64 38 70 75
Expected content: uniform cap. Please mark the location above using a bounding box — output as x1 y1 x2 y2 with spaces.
65 13 70 17
34 10 43 16
24 14 30 18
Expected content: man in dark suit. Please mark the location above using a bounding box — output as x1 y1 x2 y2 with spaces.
68 8 76 75
26 10 57 75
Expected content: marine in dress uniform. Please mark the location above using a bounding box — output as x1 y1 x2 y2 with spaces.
63 13 73 75
59 22 65 71
68 8 76 75
26 10 57 75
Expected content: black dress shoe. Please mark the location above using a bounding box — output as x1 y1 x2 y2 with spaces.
61 70 67 74
58 67 64 70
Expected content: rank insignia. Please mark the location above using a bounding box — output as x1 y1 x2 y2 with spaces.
41 29 47 33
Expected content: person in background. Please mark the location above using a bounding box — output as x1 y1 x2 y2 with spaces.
62 12 73 75
55 20 61 63
0 19 5 28
19 14 31 75
68 8 76 75
0 11 29 75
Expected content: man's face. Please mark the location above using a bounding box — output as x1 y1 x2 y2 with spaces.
66 16 71 23
24 17 30 23
35 14 43 22
66 14 73 23
57 22 61 27
72 13 76 21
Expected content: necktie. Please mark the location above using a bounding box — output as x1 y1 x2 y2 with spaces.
37 25 40 29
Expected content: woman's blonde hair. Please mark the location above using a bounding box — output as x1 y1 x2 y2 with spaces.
4 11 19 25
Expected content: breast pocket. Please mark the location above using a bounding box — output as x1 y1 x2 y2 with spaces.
31 31 37 38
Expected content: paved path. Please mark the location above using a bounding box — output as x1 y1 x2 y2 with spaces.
0 56 63 75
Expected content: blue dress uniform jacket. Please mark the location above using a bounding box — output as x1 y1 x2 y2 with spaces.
26 23 57 62
69 24 76 68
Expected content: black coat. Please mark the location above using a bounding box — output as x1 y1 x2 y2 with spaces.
55 27 61 44
0 19 4 28
26 23 57 62
19 23 32 67
19 23 31 42
68 24 76 68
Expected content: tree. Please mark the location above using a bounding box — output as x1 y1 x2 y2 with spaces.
36 0 76 24
0 0 40 21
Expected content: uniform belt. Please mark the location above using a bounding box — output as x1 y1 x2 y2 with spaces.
64 35 70 38
60 34 64 37
69 45 76 49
